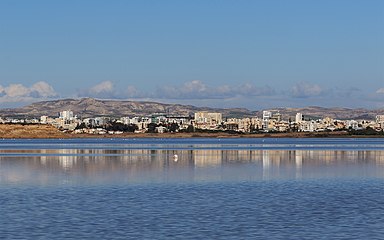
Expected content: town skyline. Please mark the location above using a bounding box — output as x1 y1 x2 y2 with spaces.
2 107 384 136
1 98 383 135
0 1 383 109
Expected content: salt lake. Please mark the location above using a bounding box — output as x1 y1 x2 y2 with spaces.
0 138 383 239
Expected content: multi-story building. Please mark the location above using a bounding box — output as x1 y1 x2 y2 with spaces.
194 112 222 129
376 115 384 130
262 111 272 130
376 115 384 123
295 113 303 123
59 110 74 121
299 120 317 132
262 110 281 131
346 120 360 130
56 110 78 130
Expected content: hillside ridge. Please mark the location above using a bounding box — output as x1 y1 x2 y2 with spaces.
0 98 383 120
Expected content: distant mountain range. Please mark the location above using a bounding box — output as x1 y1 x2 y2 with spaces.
0 98 383 120
0 98 252 119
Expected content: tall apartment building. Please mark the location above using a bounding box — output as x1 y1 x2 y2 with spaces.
59 110 74 121
295 113 303 123
57 110 77 130
262 111 272 130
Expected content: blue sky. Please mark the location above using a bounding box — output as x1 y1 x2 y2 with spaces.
0 0 383 109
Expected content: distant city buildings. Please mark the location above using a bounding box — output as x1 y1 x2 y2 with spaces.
1 108 383 134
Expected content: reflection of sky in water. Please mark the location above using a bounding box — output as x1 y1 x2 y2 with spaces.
1 138 384 150
0 138 383 186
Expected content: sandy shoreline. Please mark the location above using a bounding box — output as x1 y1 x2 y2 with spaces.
0 124 382 139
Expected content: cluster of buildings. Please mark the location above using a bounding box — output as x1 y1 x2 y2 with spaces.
189 110 383 133
1 109 384 134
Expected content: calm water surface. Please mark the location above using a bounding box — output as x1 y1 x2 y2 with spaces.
0 138 383 239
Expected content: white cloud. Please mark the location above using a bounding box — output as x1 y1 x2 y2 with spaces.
89 81 114 95
77 81 118 98
291 82 324 98
30 81 57 98
376 88 384 94
76 80 275 100
236 83 275 96
155 80 275 99
5 84 30 98
78 81 147 99
125 86 143 98
184 80 207 93
0 81 57 104
0 85 5 96
156 80 210 99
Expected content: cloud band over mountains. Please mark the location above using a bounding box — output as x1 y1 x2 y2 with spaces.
76 80 276 100
155 80 276 99
1 80 383 109
0 81 57 103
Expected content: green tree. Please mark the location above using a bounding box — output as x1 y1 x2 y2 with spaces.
168 122 179 132
146 123 158 133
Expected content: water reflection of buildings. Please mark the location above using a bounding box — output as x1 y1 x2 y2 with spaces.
1 148 384 169
0 148 384 185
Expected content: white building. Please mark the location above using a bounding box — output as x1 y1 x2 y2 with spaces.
295 113 303 123
299 120 317 132
262 111 272 130
376 115 384 123
194 112 222 129
120 117 131 125
59 110 74 121
56 110 78 130
376 115 384 130
346 120 360 130
40 116 48 124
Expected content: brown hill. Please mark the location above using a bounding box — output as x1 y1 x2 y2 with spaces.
0 98 252 118
0 98 382 120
